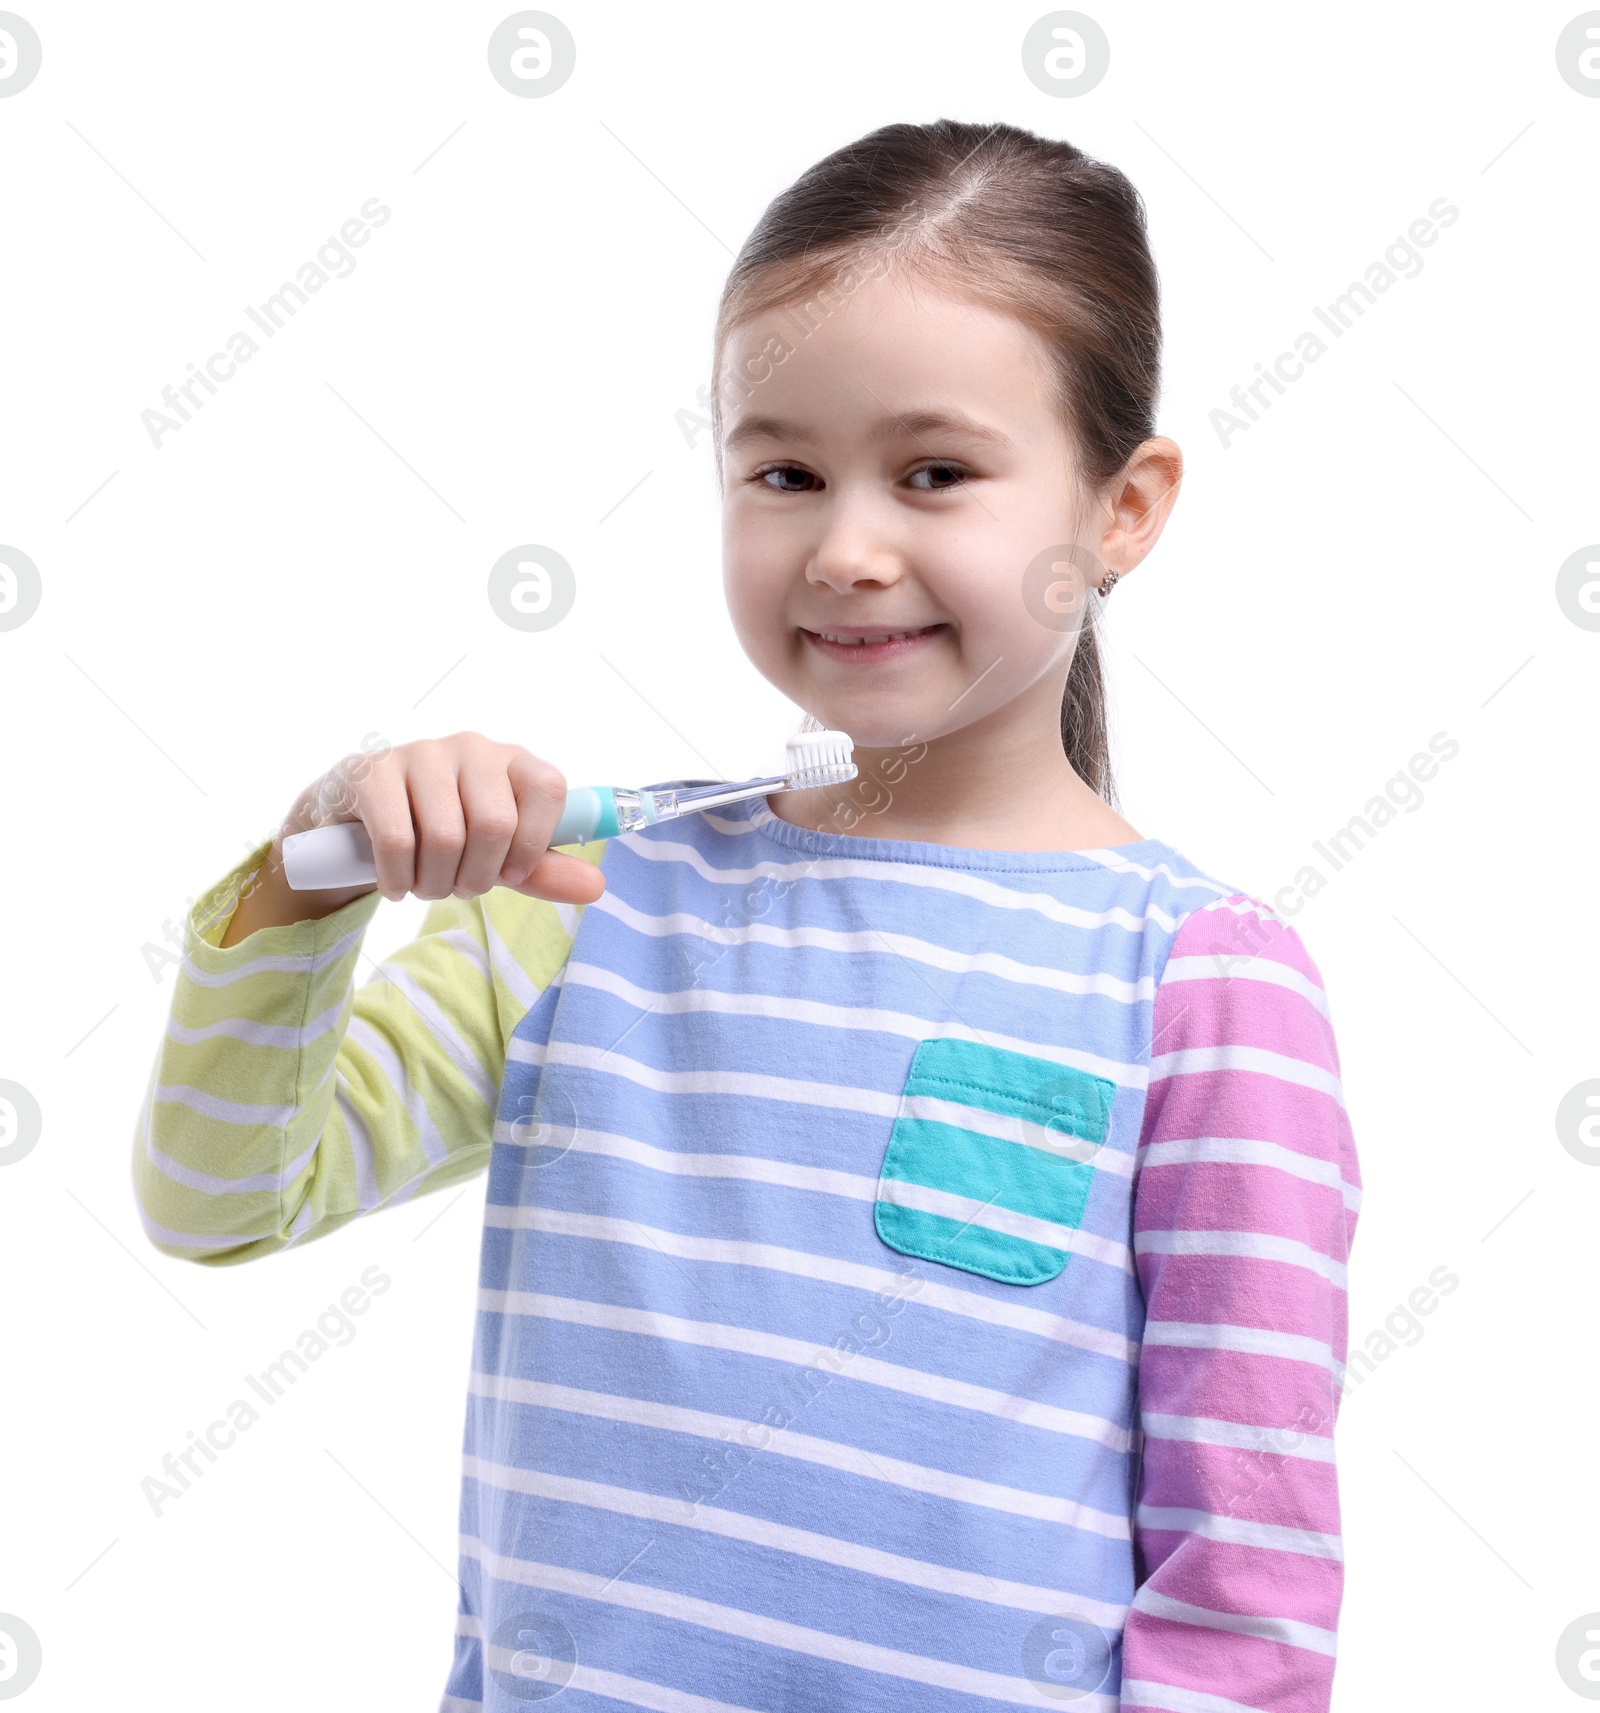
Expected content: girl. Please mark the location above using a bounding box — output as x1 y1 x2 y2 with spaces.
136 120 1359 1712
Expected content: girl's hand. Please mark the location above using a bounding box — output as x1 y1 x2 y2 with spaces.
281 732 606 906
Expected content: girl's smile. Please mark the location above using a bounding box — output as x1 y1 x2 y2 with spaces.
800 621 951 663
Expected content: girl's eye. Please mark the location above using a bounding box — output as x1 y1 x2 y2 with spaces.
758 465 819 493
908 462 968 491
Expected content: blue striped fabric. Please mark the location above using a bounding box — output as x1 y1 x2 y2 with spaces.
441 796 1234 1710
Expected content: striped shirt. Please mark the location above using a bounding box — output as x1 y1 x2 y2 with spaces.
134 795 1361 1711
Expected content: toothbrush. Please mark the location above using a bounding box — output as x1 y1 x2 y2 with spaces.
279 726 857 891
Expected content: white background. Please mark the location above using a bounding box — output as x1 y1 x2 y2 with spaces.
1 2 1596 1707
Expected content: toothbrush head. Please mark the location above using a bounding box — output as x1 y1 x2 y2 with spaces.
782 728 857 790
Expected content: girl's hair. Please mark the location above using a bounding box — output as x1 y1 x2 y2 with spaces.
711 119 1163 806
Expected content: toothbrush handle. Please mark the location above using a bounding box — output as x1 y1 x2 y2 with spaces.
280 788 622 890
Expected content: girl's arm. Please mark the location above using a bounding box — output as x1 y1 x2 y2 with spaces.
1123 897 1361 1712
131 834 594 1265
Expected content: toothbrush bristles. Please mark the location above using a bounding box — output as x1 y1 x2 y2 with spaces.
789 762 857 790
782 729 857 791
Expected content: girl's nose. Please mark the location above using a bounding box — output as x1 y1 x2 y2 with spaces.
805 506 905 595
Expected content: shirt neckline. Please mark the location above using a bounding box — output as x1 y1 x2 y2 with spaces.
743 795 1177 876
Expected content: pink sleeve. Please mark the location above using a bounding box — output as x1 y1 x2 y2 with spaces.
1120 897 1361 1713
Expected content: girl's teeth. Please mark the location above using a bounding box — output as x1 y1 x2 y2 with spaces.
821 629 923 645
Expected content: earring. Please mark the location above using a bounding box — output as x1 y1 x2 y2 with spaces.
1096 569 1119 598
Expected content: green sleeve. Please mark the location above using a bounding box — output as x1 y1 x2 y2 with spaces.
132 834 600 1266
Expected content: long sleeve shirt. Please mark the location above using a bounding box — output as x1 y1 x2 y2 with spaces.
134 796 1360 1711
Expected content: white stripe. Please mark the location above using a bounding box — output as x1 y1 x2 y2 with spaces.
1131 1588 1338 1657
569 1664 761 1712
455 1622 775 1713
462 1453 1129 1625
285 1195 316 1246
1136 1135 1361 1212
346 1016 453 1166
1159 953 1330 1018
564 958 1146 1079
529 1039 906 1117
152 1081 300 1128
1072 850 1234 895
1133 1228 1347 1287
1138 1412 1335 1464
177 937 360 986
469 1372 1130 1536
497 1119 882 1202
900 1093 1117 1172
143 1125 320 1197
481 1289 1131 1452
1136 1504 1343 1560
333 1075 379 1210
366 959 498 1112
435 924 490 977
1141 1320 1337 1372
481 908 554 1017
486 1202 1136 1362
134 1206 250 1252
875 1178 1131 1272
562 1664 764 1713
380 1151 476 1213
549 898 585 939
510 1021 1139 1095
576 927 1150 1008
633 817 1179 935
165 997 348 1050
466 1618 770 1713
382 1173 429 1209
460 1533 1115 1705
1148 1044 1344 1105
1206 897 1284 921
1121 1679 1272 1713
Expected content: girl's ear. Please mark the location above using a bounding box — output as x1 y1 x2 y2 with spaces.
1096 437 1183 585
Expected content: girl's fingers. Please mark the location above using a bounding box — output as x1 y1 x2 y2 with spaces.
361 761 422 900
453 754 524 898
513 848 607 905
291 749 416 902
361 769 420 901
500 749 571 884
406 742 469 900
290 733 592 905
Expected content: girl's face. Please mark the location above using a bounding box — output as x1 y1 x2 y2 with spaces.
719 268 1101 753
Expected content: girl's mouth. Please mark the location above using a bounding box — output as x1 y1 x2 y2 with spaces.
801 623 948 663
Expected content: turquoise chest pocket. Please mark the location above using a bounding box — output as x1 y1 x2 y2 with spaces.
874 1037 1115 1286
